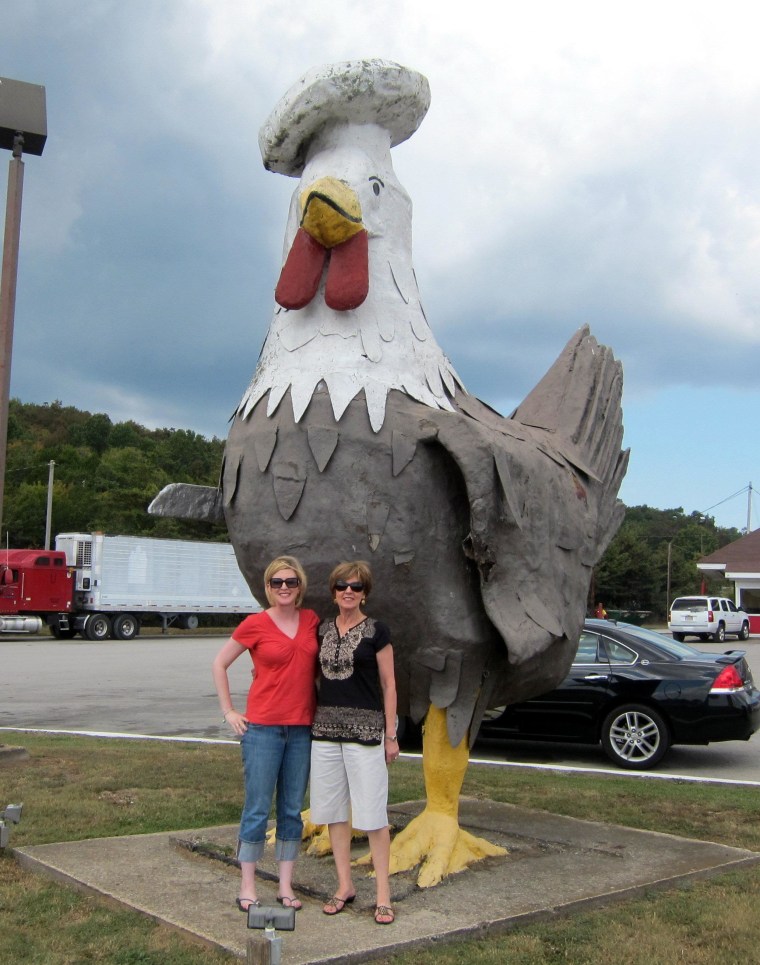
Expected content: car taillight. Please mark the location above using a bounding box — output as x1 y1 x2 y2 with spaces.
710 665 745 693
707 610 714 623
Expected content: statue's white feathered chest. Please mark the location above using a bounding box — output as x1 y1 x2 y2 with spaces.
237 129 464 433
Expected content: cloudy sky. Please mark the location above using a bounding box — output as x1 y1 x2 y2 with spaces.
2 0 758 532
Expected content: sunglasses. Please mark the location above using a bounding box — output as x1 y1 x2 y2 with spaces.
269 577 300 589
334 580 365 592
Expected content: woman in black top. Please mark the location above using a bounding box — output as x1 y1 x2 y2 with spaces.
310 560 398 925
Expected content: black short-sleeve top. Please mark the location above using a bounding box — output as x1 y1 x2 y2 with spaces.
311 616 391 745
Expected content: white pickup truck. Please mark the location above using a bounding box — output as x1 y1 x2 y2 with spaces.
669 596 750 643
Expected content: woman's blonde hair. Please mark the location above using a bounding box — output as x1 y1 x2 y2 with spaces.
264 555 307 607
328 560 373 600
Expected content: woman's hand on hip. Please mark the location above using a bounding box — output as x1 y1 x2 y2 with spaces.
223 709 248 736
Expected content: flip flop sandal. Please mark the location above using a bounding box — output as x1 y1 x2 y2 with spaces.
277 895 302 911
323 894 356 915
374 905 395 925
236 897 261 913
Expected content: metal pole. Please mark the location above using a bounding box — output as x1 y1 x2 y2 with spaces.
44 459 55 549
666 539 672 612
0 134 25 540
747 481 753 535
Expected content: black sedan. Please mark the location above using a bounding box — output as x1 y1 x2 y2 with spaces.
476 619 760 769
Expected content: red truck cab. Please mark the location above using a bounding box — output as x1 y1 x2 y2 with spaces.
0 550 74 616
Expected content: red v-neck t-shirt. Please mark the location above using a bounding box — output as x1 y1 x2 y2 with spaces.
233 609 320 725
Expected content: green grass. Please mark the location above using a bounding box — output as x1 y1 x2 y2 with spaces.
2 733 760 964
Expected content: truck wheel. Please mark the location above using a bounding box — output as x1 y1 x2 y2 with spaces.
739 621 750 641
85 613 112 641
672 632 685 642
179 614 200 631
712 623 726 643
112 614 139 640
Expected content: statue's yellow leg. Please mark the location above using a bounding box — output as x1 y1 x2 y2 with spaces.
385 704 507 887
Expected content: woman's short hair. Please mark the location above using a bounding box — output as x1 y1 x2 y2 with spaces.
328 560 373 599
264 555 307 607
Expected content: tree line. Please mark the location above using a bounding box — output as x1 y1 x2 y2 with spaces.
3 400 742 619
592 505 741 620
3 399 227 546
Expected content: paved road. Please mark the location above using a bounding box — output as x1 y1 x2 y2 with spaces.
2 633 760 783
0 635 247 742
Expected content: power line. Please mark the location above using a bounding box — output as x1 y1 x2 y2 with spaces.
700 484 751 514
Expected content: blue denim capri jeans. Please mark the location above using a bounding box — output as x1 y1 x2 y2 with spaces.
238 723 311 863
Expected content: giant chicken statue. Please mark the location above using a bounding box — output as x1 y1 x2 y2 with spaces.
151 60 628 886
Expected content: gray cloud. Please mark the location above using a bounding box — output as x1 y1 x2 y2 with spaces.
2 1 758 528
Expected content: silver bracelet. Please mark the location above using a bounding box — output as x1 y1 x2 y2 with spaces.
384 734 398 742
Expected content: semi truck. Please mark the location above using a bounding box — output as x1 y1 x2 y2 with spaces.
0 532 261 639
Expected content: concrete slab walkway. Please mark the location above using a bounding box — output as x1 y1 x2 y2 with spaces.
14 798 760 963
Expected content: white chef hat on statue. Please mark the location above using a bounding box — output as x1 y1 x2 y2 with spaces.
259 59 431 177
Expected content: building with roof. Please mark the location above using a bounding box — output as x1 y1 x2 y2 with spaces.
698 529 760 633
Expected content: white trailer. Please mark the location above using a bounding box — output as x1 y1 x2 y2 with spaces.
54 532 261 640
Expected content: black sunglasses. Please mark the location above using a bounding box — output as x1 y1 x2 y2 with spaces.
269 577 300 589
334 580 365 592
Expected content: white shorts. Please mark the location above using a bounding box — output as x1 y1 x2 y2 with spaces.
309 740 389 831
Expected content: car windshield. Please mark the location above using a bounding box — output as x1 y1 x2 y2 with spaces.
602 621 703 659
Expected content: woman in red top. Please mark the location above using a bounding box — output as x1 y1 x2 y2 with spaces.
212 555 319 913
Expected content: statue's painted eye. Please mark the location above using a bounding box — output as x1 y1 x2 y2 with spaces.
369 176 384 196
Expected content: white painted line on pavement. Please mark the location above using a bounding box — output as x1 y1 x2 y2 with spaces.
4 727 758 787
0 726 238 746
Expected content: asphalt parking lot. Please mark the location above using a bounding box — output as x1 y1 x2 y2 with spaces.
2 631 760 783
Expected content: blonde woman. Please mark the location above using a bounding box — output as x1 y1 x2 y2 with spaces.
212 555 319 913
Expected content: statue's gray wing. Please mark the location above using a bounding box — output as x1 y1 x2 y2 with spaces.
148 483 224 525
435 325 628 669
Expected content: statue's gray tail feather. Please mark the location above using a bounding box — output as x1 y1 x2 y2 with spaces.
510 324 627 489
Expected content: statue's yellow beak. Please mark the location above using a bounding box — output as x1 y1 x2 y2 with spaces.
300 177 364 249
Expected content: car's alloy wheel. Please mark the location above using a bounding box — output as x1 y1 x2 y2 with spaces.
712 623 726 643
739 622 750 641
601 704 670 769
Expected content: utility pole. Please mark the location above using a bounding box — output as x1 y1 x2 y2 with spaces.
748 482 753 535
666 539 672 611
44 459 55 549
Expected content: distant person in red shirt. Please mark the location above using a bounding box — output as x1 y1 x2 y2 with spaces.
212 555 319 914
594 602 607 619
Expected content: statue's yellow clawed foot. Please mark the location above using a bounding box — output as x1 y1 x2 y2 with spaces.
265 809 332 854
298 809 334 854
304 822 334 855
388 807 506 887
286 809 365 856
386 704 507 887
